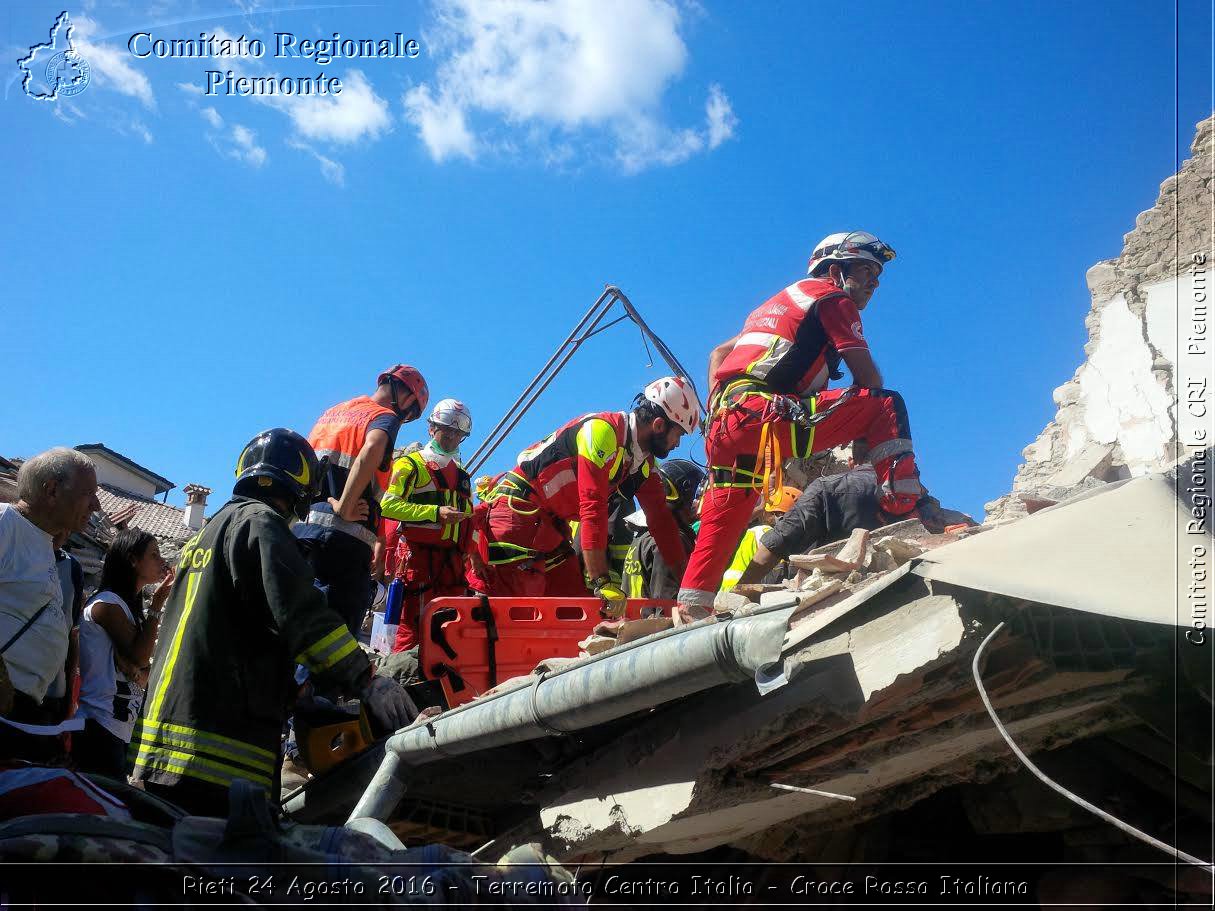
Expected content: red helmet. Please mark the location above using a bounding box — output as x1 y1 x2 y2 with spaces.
377 365 430 417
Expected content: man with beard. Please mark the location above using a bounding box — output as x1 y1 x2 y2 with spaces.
480 377 699 615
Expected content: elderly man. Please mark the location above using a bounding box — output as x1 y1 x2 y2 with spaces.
0 448 99 757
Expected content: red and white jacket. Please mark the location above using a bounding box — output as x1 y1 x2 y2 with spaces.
506 411 687 572
715 277 869 397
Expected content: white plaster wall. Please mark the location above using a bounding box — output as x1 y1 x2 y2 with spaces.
85 452 160 498
1144 277 1180 365
1075 294 1173 472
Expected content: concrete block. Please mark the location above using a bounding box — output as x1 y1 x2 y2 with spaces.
759 590 800 609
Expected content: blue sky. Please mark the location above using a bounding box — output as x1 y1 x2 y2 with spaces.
2 0 1211 519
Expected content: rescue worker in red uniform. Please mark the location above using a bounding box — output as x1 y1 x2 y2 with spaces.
482 377 700 613
678 232 925 618
295 365 429 633
380 399 475 653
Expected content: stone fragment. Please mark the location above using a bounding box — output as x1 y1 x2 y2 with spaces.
788 553 855 573
615 616 674 645
796 579 842 611
759 590 800 609
591 619 625 638
873 536 924 566
712 590 752 612
578 634 617 656
834 528 871 570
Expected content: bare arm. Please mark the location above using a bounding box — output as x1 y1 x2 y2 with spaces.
840 348 883 388
92 600 160 669
707 334 741 397
331 428 390 523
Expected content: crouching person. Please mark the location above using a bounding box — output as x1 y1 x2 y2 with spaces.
130 429 414 816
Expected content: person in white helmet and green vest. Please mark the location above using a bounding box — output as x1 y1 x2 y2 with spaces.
379 399 475 653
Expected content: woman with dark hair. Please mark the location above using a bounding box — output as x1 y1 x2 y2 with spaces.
73 528 174 778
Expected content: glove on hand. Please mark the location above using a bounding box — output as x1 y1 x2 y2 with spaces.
361 675 416 733
593 578 627 619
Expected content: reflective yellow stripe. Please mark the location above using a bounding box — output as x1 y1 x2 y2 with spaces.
316 636 360 670
144 569 202 723
296 624 361 672
304 624 347 656
134 746 272 788
136 722 276 774
137 718 275 763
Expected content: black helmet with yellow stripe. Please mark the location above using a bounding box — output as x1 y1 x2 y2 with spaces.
657 459 705 510
234 428 321 520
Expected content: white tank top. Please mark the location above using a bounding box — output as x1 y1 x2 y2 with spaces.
78 591 144 742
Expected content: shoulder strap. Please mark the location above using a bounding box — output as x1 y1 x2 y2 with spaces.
1 600 54 655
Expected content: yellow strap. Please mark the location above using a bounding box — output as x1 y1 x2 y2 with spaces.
756 422 785 511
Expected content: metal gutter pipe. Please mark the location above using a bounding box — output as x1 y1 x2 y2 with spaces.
348 604 795 822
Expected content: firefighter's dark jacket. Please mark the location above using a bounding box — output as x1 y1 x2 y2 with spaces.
131 496 372 793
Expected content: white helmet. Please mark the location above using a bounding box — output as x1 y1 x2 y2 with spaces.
643 376 700 435
807 231 896 277
429 398 472 435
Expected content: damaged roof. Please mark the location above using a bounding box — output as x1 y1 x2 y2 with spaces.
298 468 1189 863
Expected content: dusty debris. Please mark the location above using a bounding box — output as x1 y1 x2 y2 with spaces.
615 616 674 644
788 552 856 573
834 528 871 569
797 578 843 610
577 635 617 656
713 590 752 612
872 535 924 566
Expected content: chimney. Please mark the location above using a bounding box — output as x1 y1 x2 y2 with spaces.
182 484 211 531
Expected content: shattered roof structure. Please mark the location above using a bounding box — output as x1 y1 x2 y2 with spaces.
287 462 1204 881
286 118 1213 888
95 483 195 543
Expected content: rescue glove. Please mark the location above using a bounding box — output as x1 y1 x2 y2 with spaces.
592 576 628 620
361 675 417 734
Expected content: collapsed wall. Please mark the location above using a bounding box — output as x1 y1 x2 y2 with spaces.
986 116 1214 521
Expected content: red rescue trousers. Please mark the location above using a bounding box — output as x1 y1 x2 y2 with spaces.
392 543 467 652
678 385 922 609
482 497 589 598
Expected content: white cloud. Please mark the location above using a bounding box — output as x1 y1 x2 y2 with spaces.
225 123 267 167
287 138 346 186
200 106 224 130
403 84 474 161
704 83 736 149
405 0 736 171
72 15 155 108
256 69 391 144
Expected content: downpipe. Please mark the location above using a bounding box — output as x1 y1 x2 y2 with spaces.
347 605 794 822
